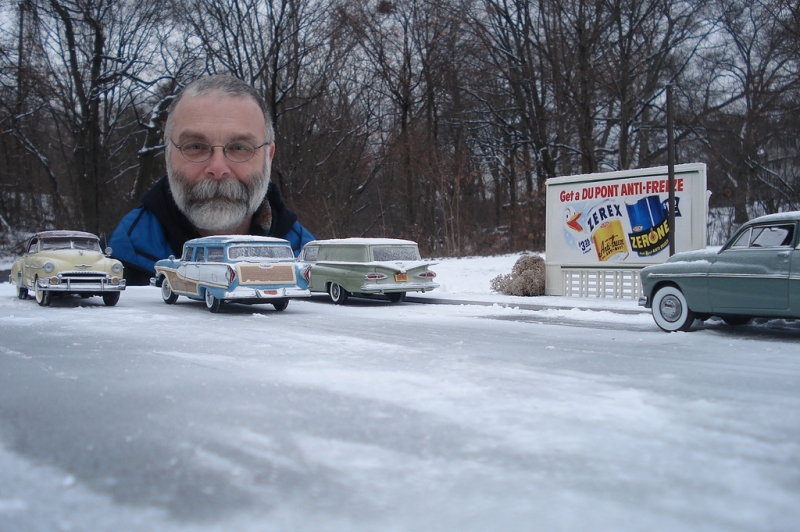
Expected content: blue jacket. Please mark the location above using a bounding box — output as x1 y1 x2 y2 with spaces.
108 176 315 285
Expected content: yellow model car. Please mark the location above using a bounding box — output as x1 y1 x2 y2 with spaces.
10 230 126 306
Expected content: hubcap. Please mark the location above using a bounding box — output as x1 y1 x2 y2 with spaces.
659 295 681 323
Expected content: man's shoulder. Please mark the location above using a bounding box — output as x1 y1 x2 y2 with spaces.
109 206 170 254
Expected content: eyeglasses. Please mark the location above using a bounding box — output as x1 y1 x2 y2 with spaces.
170 139 269 163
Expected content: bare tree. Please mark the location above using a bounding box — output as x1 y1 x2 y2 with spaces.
600 0 710 170
695 0 800 229
0 0 175 236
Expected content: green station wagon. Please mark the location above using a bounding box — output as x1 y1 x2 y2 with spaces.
298 238 439 304
639 211 800 331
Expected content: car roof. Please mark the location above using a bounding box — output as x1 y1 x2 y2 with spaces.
184 235 290 246
306 238 418 246
34 230 98 240
744 211 800 225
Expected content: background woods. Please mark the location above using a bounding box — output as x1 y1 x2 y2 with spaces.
2 0 799 255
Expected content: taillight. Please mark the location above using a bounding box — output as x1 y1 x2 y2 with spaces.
365 272 387 280
417 271 436 278
225 266 236 284
301 266 311 283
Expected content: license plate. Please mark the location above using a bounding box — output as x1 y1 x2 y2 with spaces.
263 289 278 296
394 273 408 282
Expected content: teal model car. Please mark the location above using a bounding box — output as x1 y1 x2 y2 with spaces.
639 211 800 331
152 236 311 313
298 238 439 304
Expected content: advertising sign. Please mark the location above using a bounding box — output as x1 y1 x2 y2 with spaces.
546 164 708 267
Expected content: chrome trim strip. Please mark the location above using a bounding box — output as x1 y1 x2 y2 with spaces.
360 282 441 292
647 272 788 280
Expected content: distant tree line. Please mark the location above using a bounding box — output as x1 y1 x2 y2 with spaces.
1 0 799 255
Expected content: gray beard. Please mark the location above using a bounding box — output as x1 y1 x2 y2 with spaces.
168 167 270 232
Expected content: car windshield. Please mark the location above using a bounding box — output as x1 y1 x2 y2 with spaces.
372 246 420 261
228 245 294 261
40 238 101 252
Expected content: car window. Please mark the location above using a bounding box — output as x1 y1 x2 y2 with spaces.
228 245 294 261
750 225 793 247
40 239 68 251
196 247 205 262
207 247 224 262
372 246 420 261
72 238 101 251
182 246 194 261
39 237 99 251
319 246 367 261
28 239 38 253
730 229 751 248
301 246 319 262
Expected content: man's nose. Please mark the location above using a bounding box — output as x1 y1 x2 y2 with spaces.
203 146 232 178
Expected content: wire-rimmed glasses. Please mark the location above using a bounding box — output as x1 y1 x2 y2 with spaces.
170 139 269 163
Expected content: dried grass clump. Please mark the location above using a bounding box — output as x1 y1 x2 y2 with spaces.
490 254 546 296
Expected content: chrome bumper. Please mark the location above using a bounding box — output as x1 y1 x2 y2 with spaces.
359 282 440 293
38 277 126 292
222 287 311 299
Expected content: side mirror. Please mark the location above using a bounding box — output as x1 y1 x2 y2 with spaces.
105 247 113 256
168 255 176 260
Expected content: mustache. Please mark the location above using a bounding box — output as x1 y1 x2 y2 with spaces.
167 161 271 231
183 177 251 206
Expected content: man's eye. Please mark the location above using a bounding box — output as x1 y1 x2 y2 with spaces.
184 143 209 152
227 143 253 152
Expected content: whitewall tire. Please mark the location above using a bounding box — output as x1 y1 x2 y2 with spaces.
651 285 695 332
205 289 222 313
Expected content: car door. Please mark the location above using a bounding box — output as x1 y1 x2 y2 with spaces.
790 238 800 316
184 247 203 281
21 237 39 288
708 223 794 311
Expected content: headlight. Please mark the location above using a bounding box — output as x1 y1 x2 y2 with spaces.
112 262 123 274
43 262 55 273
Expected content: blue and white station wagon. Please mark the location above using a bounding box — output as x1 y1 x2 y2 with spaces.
151 236 311 313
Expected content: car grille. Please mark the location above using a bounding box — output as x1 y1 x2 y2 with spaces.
59 271 109 283
238 264 296 284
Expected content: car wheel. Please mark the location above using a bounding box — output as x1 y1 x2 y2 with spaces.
722 315 750 326
651 285 695 332
161 278 178 304
102 292 121 306
17 274 28 300
205 289 222 313
272 298 289 311
386 292 405 303
329 283 349 305
34 276 51 307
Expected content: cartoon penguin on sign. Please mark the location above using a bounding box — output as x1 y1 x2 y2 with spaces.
562 205 592 255
564 206 583 233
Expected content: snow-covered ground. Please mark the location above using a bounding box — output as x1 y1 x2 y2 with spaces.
1 253 799 532
412 253 647 312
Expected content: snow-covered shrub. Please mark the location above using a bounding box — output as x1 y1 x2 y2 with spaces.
490 254 545 296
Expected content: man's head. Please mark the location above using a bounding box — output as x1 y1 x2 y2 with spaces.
164 75 276 234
